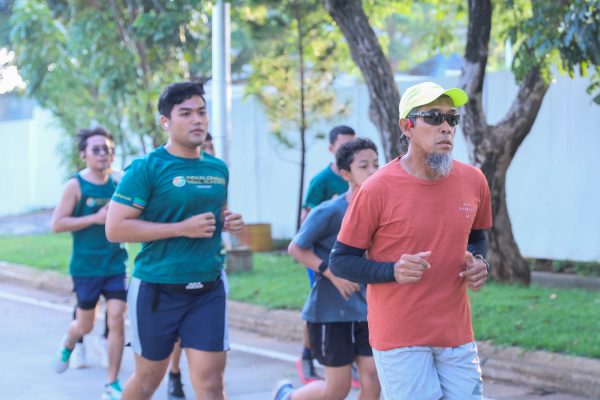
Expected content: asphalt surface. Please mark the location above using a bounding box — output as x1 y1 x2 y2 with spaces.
0 281 592 400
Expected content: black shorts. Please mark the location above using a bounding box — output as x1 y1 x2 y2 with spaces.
308 321 372 367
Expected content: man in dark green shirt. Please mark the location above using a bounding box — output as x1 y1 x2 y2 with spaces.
106 81 243 400
302 125 356 215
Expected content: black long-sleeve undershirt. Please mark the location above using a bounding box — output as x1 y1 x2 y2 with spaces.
329 229 488 284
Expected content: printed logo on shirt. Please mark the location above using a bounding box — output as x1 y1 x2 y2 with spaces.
458 202 476 219
185 176 226 186
113 193 131 202
172 176 187 187
85 197 109 208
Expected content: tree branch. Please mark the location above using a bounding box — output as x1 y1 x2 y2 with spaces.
459 0 492 150
323 0 402 160
494 67 550 159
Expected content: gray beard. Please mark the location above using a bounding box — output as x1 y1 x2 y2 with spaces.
425 152 453 177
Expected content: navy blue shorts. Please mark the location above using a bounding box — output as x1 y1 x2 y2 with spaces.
72 274 127 310
128 274 229 361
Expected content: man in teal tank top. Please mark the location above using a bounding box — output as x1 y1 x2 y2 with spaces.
106 81 243 400
51 127 128 400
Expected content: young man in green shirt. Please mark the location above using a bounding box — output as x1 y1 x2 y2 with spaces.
166 132 216 400
106 81 243 400
52 127 128 400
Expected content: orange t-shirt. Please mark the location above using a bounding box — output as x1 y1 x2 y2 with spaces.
337 157 492 350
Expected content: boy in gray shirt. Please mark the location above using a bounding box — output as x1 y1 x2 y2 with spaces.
274 138 381 400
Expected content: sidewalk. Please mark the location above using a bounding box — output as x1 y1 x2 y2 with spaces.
1 261 599 399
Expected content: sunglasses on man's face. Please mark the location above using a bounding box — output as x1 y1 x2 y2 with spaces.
90 145 115 156
408 111 461 127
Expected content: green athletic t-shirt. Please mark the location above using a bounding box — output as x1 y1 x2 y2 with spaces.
70 174 128 277
112 146 228 284
303 163 348 209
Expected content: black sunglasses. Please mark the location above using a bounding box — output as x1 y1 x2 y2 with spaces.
408 111 461 127
90 145 114 156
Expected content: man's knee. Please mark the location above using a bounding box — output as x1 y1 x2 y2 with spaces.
107 301 126 330
126 374 162 398
132 368 165 394
196 379 224 399
107 313 125 332
326 383 351 400
76 319 94 335
193 369 224 396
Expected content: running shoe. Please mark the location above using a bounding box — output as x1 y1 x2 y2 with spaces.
295 357 322 384
272 380 294 400
94 335 109 368
53 336 73 373
70 342 87 369
101 379 123 400
167 371 186 400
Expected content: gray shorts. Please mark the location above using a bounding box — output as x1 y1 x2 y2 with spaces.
372 341 483 400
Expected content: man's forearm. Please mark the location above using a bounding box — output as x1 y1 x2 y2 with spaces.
329 241 395 284
52 215 98 233
106 219 186 243
467 229 488 258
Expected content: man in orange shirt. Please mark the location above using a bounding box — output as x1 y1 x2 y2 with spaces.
330 81 492 400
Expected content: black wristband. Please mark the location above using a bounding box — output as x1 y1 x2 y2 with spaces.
318 260 329 273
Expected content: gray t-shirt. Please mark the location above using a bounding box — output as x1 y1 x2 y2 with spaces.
294 195 367 323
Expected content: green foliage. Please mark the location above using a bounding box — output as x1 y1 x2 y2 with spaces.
9 0 216 171
365 0 468 72
244 0 349 148
504 0 600 102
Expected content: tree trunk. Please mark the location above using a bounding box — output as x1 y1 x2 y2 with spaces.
460 0 550 284
323 0 403 161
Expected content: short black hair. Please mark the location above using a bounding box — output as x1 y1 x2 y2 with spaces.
157 81 205 118
329 125 355 145
205 132 213 141
336 138 378 173
76 126 114 152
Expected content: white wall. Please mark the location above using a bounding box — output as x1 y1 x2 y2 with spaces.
1 71 598 261
0 107 64 216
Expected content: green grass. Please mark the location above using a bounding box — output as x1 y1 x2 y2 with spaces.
0 233 72 273
227 252 308 309
1 234 599 358
0 234 140 273
470 282 600 358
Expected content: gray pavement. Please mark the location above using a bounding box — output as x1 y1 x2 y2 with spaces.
0 281 593 400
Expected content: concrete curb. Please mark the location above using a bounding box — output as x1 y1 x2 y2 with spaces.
1 261 599 399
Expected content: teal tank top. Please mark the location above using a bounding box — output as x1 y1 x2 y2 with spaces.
69 173 128 277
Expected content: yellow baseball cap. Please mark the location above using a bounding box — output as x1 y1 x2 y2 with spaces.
399 82 468 119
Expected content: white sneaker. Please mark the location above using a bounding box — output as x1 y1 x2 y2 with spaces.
94 335 109 368
101 379 123 400
53 336 73 374
70 342 88 369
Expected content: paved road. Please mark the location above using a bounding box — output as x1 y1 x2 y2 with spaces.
0 282 590 400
